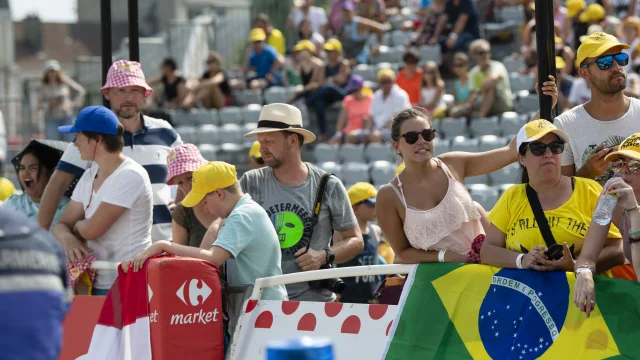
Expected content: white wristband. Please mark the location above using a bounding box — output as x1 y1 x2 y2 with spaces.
438 249 446 263
576 268 593 275
516 254 524 269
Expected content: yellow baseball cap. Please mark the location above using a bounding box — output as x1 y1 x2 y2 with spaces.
348 182 377 206
293 40 316 53
249 141 262 159
566 0 586 18
0 177 16 201
576 32 630 67
556 56 566 69
323 38 343 53
394 162 405 176
249 28 267 42
605 133 640 162
516 120 570 151
182 161 237 208
579 3 606 23
377 68 396 81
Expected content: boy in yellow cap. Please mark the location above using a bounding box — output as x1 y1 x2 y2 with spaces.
335 182 389 304
128 161 287 332
248 141 265 169
245 28 285 91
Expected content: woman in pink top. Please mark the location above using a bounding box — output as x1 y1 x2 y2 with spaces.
329 75 373 145
376 107 518 263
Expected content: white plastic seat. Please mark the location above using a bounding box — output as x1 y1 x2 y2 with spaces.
432 138 450 156
236 90 263 106
216 124 243 144
341 162 370 184
441 117 468 139
516 94 540 114
264 87 288 104
502 55 525 73
175 126 198 145
353 64 376 82
197 124 219 145
419 44 442 66
318 162 343 179
478 135 507 153
501 112 526 137
510 73 534 93
469 184 500 210
193 109 218 126
198 144 217 161
370 161 396 186
490 162 522 185
314 143 340 163
241 104 262 124
218 107 242 126
450 136 479 152
464 173 490 186
216 143 243 163
470 117 500 137
365 143 394 162
339 144 366 163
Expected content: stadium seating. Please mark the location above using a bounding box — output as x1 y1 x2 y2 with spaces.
500 112 526 137
502 55 525 73
341 162 371 184
198 143 217 161
490 162 521 185
198 124 219 145
432 138 450 156
441 117 468 138
318 161 343 179
470 116 500 137
339 143 366 163
314 143 340 163
217 124 243 144
366 143 395 162
478 135 507 153
467 184 500 210
264 87 288 104
175 126 198 144
510 73 534 93
353 64 377 82
465 173 490 186
370 160 396 186
235 90 263 106
241 104 262 124
218 107 242 126
451 136 479 152
419 44 442 66
516 94 540 114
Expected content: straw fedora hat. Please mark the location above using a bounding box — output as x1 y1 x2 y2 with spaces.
244 103 316 144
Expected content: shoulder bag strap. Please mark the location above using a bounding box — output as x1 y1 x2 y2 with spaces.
305 173 333 252
525 183 557 248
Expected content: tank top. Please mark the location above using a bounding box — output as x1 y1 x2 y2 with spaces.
389 158 485 261
421 87 445 108
455 79 470 103
338 224 382 303
300 68 314 86
325 62 341 79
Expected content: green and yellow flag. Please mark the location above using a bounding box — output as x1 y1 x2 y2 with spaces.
384 264 640 359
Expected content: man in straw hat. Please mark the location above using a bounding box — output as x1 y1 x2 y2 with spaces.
240 103 363 302
38 60 183 241
127 161 287 331
554 32 640 186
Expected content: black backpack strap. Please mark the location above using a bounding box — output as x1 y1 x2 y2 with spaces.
525 183 557 248
305 173 333 252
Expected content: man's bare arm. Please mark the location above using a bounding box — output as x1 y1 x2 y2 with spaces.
38 170 76 230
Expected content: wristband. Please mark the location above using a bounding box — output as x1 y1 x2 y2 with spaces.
630 237 640 244
516 254 524 269
629 229 640 237
449 32 458 40
438 249 446 263
575 267 593 275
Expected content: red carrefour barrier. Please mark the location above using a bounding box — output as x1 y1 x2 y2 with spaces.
60 256 224 360
148 256 224 360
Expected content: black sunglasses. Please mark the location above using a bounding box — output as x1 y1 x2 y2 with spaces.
528 141 565 156
581 53 629 70
401 129 436 145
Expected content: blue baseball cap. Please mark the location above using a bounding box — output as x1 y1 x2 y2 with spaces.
58 106 119 135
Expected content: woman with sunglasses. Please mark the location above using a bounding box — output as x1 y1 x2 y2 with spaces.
574 133 640 316
376 107 519 264
480 120 623 275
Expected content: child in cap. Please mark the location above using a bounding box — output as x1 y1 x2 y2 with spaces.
336 182 388 304
248 141 265 169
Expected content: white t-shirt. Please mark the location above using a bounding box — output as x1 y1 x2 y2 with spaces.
71 157 153 289
370 85 411 130
554 97 640 183
291 6 328 34
567 78 591 106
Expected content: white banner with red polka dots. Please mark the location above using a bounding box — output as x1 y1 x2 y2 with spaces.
229 300 398 359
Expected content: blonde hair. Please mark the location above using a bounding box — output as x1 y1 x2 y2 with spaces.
469 39 491 54
422 61 444 88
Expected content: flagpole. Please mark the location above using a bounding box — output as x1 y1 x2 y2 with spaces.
534 0 556 121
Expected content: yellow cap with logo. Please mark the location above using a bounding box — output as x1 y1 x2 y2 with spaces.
0 177 16 201
182 161 237 208
249 141 262 159
605 133 640 162
250 28 267 42
516 120 570 151
394 162 406 176
348 182 378 206
576 32 629 68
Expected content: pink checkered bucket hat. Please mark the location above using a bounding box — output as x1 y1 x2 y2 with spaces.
100 60 153 97
166 144 208 185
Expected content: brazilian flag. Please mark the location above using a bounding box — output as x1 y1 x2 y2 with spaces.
383 264 640 359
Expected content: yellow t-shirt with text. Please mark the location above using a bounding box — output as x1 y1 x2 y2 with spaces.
488 177 621 257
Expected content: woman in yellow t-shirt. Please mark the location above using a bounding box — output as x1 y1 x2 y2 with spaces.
481 120 623 274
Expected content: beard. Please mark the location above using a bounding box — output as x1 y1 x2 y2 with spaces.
592 72 627 95
264 155 283 169
114 102 141 119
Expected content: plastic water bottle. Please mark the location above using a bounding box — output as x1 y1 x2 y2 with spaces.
593 174 621 226
266 337 334 360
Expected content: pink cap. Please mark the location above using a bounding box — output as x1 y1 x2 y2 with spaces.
166 144 208 185
100 60 153 97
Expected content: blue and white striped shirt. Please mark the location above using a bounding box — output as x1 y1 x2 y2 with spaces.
56 115 182 241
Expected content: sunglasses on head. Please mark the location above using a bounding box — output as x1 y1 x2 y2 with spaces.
527 141 565 156
610 158 640 173
401 129 436 145
581 53 629 70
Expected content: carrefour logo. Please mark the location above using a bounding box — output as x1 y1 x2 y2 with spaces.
176 279 212 306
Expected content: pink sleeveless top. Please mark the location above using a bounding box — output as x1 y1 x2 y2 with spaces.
390 158 485 259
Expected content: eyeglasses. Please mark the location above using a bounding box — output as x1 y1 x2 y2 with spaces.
610 158 640 173
401 129 436 144
580 53 629 70
474 50 490 56
527 141 565 156
453 63 467 67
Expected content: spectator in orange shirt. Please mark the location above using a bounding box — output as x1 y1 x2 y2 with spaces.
395 49 423 105
329 75 373 145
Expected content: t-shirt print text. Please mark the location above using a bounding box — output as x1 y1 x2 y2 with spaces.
506 216 589 238
265 202 314 257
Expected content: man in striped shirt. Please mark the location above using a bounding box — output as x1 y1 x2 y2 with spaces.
38 60 183 241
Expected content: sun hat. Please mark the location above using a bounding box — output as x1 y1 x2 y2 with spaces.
293 40 316 53
182 161 237 208
58 106 119 135
605 133 640 162
516 120 570 151
11 139 76 197
348 182 377 206
166 144 208 185
249 141 262 159
244 103 316 144
100 60 153 97
250 28 267 42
